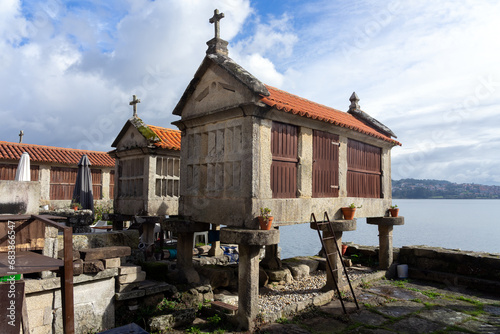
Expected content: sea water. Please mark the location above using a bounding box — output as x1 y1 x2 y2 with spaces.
278 199 500 259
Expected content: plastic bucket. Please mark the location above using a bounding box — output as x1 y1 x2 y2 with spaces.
397 264 409 279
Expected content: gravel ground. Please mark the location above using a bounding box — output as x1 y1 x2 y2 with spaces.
259 266 376 313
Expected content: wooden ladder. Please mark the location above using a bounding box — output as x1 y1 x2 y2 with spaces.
311 212 359 314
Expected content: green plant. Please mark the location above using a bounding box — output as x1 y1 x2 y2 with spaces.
390 204 398 209
276 317 290 324
260 207 272 222
94 202 113 222
348 203 362 209
186 326 201 334
70 202 82 209
208 314 221 325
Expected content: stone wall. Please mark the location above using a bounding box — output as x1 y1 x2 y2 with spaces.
0 180 40 214
398 245 500 292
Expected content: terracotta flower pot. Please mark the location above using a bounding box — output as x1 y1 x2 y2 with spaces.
389 208 399 217
258 216 274 230
341 207 356 220
342 244 348 255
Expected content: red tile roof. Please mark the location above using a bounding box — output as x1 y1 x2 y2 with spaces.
148 125 181 150
261 85 401 145
0 141 115 167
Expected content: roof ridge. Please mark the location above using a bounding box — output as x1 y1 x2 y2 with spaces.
0 141 110 154
263 85 345 114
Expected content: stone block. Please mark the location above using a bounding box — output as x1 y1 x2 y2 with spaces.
103 257 121 268
118 271 146 284
142 281 178 296
80 246 131 260
198 265 235 289
115 289 146 301
284 257 319 274
83 260 105 273
116 282 141 293
57 248 81 261
119 265 142 275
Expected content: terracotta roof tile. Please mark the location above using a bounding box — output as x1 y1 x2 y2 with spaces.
0 141 115 167
148 125 181 150
261 85 401 145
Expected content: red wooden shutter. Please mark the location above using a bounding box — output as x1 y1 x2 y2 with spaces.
50 167 77 200
347 139 382 198
313 131 339 197
271 122 298 198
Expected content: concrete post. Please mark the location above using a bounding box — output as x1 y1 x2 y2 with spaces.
237 243 261 330
208 224 223 257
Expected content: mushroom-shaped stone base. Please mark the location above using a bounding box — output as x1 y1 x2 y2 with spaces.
367 217 405 270
221 228 279 331
310 219 356 290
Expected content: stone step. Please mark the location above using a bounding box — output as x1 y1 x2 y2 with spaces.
211 300 238 315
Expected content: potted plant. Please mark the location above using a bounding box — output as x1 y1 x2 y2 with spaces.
258 207 274 230
389 204 399 217
70 202 82 211
341 203 361 220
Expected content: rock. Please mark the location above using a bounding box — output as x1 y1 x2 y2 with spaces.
58 249 80 261
148 308 197 330
285 263 310 280
73 259 83 276
283 257 319 274
266 268 293 284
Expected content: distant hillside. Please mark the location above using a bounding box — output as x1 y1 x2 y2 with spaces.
392 178 500 199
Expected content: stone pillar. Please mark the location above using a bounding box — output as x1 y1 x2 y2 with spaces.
310 219 356 290
208 224 223 257
162 218 210 284
367 217 405 270
260 243 282 270
220 228 280 331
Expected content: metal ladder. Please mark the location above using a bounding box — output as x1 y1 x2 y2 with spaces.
311 212 359 314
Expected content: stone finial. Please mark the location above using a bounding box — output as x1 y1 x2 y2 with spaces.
349 92 360 111
129 95 141 117
206 9 228 56
19 130 24 143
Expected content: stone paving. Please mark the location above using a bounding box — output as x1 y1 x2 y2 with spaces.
256 277 500 334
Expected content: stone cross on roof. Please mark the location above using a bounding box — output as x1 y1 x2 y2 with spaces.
19 130 24 143
209 9 225 39
129 95 141 117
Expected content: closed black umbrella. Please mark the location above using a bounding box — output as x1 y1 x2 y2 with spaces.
72 154 94 212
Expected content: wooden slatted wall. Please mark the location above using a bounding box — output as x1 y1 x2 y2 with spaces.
313 130 339 197
347 139 382 198
271 122 298 198
0 164 39 181
91 169 102 200
50 167 77 200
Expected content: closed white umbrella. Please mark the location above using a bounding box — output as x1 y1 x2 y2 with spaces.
15 152 30 181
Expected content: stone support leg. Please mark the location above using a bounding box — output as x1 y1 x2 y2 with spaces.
324 230 343 290
378 225 394 270
260 244 282 270
177 232 200 283
208 224 223 257
141 222 156 246
237 244 261 331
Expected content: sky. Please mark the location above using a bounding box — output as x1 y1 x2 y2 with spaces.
1 0 500 185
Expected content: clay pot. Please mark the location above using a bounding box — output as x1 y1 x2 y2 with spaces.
389 208 399 217
258 216 274 230
341 207 356 220
342 244 348 255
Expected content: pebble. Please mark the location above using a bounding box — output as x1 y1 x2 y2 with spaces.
258 267 374 313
